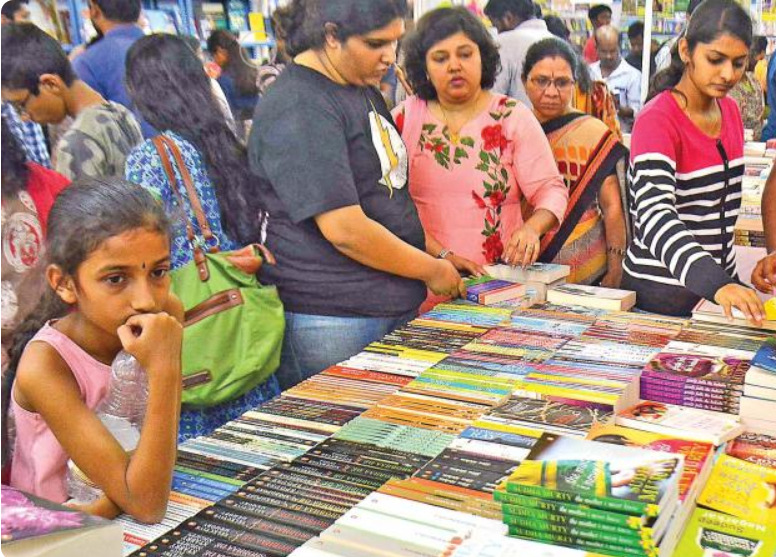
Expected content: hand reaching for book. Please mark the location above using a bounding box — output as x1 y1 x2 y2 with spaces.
752 253 776 294
713 283 764 327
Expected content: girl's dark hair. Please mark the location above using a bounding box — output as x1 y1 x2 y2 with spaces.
281 0 408 57
649 0 752 100
1 178 170 466
1 117 30 196
522 37 579 81
403 7 501 101
126 34 263 245
206 30 258 97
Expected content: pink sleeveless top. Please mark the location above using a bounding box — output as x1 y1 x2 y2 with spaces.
10 322 111 502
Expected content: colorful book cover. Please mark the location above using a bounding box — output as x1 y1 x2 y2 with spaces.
496 493 648 530
464 277 526 305
586 423 713 501
641 352 750 388
616 401 743 445
503 433 682 517
698 454 776 525
675 507 776 557
751 337 776 374
0 485 117 543
490 397 613 434
726 432 776 469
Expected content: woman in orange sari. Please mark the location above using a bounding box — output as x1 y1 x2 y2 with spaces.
523 38 628 286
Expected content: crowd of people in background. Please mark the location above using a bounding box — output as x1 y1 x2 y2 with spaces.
1 0 775 523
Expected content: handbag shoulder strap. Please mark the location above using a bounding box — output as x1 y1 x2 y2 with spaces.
152 136 211 281
155 135 217 246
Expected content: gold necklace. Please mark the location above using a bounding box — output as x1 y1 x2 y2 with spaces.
438 90 483 145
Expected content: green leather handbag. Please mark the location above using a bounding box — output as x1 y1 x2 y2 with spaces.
153 136 284 407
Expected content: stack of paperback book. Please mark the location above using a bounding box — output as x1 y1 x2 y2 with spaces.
586 422 714 532
289 494 590 557
484 262 570 302
463 276 527 306
494 433 685 557
639 342 754 415
740 337 776 434
615 401 744 446
547 284 637 311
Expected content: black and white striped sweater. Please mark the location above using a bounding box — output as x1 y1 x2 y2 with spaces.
624 91 744 304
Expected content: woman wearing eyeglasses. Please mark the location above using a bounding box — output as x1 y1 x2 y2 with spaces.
522 38 627 287
393 8 567 302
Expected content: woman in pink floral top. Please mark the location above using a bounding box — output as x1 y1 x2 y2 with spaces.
393 7 567 277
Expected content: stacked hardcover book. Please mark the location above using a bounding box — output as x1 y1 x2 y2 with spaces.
495 433 685 557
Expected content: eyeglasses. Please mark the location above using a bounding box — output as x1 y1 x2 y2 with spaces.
529 76 575 91
8 91 33 116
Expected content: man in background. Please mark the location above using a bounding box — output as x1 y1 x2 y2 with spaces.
486 0 553 106
589 25 642 132
625 21 656 76
583 4 611 63
1 0 30 23
72 0 153 136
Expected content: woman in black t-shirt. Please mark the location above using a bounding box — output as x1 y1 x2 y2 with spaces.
249 0 464 390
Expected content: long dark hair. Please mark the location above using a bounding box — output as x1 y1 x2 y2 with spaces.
206 30 258 97
649 0 752 100
2 178 170 466
126 33 262 245
281 0 408 57
1 117 29 196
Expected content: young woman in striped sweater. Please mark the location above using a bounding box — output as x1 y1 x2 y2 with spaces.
622 0 764 323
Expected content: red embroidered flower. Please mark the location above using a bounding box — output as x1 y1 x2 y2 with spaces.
434 143 444 153
471 191 487 209
498 97 508 107
488 190 506 207
481 124 509 152
425 142 434 150
483 232 503 264
394 110 405 133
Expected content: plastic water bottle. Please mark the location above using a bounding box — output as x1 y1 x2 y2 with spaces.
66 351 148 503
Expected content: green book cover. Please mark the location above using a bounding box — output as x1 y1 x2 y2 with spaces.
501 505 654 539
675 507 776 557
496 493 648 530
512 519 655 549
507 526 656 557
504 433 681 517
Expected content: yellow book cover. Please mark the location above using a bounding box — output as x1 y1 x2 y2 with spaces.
698 454 776 525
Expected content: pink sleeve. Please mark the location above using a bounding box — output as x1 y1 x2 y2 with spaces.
507 103 568 226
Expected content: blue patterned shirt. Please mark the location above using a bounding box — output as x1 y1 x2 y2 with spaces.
2 102 51 168
124 130 237 269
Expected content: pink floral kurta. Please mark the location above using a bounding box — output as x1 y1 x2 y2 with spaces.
393 94 567 265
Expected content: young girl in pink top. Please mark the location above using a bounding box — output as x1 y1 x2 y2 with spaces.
2 177 183 523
